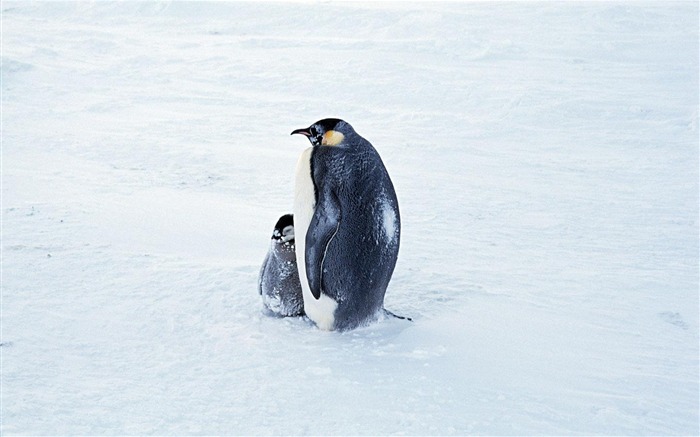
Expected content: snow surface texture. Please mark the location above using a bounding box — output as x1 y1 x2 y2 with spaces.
2 2 698 435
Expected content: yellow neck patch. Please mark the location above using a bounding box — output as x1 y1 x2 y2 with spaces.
321 130 345 147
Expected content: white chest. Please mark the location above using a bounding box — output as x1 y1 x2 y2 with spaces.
293 147 338 331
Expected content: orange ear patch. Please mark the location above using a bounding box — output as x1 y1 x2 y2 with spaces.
321 130 345 146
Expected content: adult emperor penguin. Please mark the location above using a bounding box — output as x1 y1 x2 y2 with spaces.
258 214 304 317
291 118 401 331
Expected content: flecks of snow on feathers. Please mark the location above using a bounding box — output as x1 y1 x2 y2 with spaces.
261 286 285 314
379 193 398 247
261 240 299 315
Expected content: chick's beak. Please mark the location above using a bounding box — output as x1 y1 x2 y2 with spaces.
291 127 311 137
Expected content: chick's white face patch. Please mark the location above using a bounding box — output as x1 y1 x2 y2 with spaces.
281 225 295 242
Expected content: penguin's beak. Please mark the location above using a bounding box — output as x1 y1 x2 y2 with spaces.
291 127 311 137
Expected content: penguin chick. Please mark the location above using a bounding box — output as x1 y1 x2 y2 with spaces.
291 119 401 331
259 214 304 317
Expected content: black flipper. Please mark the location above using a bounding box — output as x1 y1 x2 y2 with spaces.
305 191 341 300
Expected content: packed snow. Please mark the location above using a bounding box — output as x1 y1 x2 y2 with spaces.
2 1 698 435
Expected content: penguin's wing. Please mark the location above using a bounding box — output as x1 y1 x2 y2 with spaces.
258 251 270 295
305 191 341 300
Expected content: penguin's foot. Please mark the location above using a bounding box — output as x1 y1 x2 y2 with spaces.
383 308 413 322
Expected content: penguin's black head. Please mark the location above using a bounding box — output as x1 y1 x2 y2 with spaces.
272 214 294 244
291 118 350 147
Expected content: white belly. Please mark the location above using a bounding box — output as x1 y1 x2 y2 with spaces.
294 147 338 331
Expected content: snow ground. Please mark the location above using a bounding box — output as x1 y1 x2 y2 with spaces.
1 1 698 435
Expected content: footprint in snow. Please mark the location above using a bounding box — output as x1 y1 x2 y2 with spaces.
658 312 689 330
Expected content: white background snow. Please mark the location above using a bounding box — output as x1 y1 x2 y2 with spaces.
2 1 698 435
